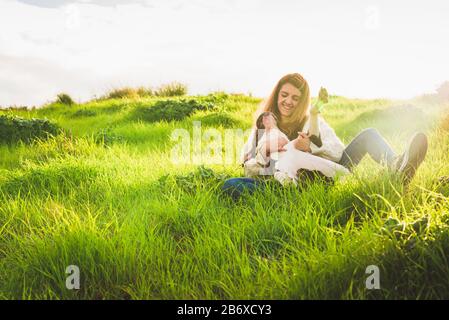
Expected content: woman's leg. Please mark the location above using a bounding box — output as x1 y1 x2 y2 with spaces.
222 177 261 200
339 128 396 171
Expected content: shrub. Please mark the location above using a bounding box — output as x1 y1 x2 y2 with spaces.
0 115 59 145
103 86 154 100
136 99 215 123
4 106 29 111
99 82 187 100
71 109 97 118
94 128 124 146
105 87 140 100
415 93 442 105
56 93 75 106
437 81 449 102
201 92 229 104
440 110 449 132
197 112 242 128
137 86 154 97
154 82 187 97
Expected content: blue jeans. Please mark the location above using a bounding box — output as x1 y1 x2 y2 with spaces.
338 128 396 170
222 128 396 199
221 177 264 201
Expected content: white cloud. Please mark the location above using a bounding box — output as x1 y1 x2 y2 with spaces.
1 0 449 106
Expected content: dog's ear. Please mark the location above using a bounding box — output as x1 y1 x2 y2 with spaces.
256 115 265 130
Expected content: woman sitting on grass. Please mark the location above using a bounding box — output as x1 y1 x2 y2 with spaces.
244 111 350 185
222 73 428 199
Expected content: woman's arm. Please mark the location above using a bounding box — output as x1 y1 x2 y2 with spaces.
309 117 345 162
308 102 325 146
308 109 320 138
308 113 323 147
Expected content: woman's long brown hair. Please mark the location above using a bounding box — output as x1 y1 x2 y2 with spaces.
260 73 311 140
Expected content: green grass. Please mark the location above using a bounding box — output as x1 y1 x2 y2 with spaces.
1 93 449 299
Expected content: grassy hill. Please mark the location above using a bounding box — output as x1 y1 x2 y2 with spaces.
1 93 449 299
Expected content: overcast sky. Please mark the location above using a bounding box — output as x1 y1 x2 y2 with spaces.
1 0 448 106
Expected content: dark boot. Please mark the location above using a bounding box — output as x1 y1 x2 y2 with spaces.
391 132 428 186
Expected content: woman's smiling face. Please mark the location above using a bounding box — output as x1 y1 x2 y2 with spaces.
277 82 301 117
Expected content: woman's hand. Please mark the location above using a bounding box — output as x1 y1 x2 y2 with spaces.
293 132 311 152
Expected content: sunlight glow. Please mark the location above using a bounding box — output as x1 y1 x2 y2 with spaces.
0 0 448 106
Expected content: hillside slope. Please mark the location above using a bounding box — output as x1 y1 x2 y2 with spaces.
1 94 449 299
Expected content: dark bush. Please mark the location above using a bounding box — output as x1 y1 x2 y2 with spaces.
4 106 29 111
103 87 145 100
137 87 154 97
198 112 242 128
94 128 124 146
136 99 215 123
154 82 187 97
56 93 75 106
201 92 229 104
437 81 449 102
0 115 59 145
439 110 449 132
104 87 140 100
71 109 97 118
98 82 187 100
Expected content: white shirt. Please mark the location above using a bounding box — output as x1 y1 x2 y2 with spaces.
241 116 346 165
